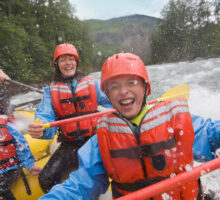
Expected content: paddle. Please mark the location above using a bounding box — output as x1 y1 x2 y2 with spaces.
44 84 189 128
5 79 43 94
12 98 42 110
148 84 189 104
116 157 220 200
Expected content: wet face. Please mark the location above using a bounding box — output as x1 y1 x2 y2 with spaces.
106 75 146 119
58 54 77 77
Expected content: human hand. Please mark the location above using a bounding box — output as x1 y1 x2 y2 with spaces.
28 165 41 176
28 119 45 138
0 69 10 82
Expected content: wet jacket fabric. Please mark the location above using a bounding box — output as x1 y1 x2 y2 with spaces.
38 103 220 200
0 120 35 175
50 77 98 141
35 77 112 140
192 114 220 162
97 98 198 199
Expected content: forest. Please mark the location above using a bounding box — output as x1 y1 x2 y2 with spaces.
0 0 219 83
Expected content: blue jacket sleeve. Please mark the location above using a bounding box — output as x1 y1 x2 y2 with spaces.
39 135 110 200
8 122 35 170
94 80 112 108
192 114 220 162
35 86 58 139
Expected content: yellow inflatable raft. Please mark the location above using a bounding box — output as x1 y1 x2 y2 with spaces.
11 156 50 199
11 109 57 199
10 108 111 199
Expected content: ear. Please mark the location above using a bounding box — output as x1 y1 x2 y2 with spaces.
54 59 59 69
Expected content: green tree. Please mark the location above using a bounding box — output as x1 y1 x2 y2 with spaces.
0 0 95 83
150 0 220 63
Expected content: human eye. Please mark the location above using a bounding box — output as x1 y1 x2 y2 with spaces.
59 57 66 63
128 79 138 86
69 56 75 62
108 83 119 91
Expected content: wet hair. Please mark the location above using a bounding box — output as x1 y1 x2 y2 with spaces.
53 59 84 82
142 82 148 106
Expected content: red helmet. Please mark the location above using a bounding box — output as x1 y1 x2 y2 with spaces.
101 52 151 95
53 43 80 65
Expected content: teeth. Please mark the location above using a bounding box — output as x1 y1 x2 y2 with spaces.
120 99 133 105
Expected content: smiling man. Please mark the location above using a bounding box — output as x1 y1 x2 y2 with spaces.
39 52 202 200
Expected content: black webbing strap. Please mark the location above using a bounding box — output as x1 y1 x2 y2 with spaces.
60 95 90 103
67 127 97 137
0 156 17 165
110 137 175 159
58 111 97 120
0 124 7 128
112 176 169 193
0 139 14 146
17 160 32 195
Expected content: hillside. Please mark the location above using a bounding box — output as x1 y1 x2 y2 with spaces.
84 14 160 70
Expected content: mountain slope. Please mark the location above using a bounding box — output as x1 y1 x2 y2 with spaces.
85 14 159 45
84 14 160 70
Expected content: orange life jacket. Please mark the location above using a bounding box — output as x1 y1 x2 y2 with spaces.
0 115 17 170
97 98 199 199
50 77 98 141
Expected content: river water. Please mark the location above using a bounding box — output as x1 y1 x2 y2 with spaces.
90 56 220 120
90 57 220 199
10 57 220 199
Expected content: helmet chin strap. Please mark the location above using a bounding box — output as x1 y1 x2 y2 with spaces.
137 82 148 116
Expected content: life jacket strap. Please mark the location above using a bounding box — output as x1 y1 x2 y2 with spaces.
112 176 169 197
0 156 17 165
0 139 14 146
110 137 175 159
67 127 97 137
58 111 98 120
60 95 90 103
0 124 7 128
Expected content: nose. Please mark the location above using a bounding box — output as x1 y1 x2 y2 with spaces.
66 59 72 64
120 85 129 96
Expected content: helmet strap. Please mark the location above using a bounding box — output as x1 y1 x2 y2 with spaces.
138 82 148 116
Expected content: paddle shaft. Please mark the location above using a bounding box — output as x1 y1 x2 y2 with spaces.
44 98 168 128
6 79 43 94
44 84 189 128
13 98 41 109
116 157 220 200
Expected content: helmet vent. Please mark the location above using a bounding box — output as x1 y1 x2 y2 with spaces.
127 56 136 60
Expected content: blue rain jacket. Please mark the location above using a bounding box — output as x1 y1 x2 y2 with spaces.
0 122 35 175
39 114 220 200
192 114 220 162
35 79 112 139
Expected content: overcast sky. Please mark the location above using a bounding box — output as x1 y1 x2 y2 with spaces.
69 0 170 20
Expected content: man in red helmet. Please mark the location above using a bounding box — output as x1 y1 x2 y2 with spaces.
39 52 201 200
28 43 112 193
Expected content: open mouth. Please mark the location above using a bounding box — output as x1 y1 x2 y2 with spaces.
119 98 135 106
65 67 73 70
